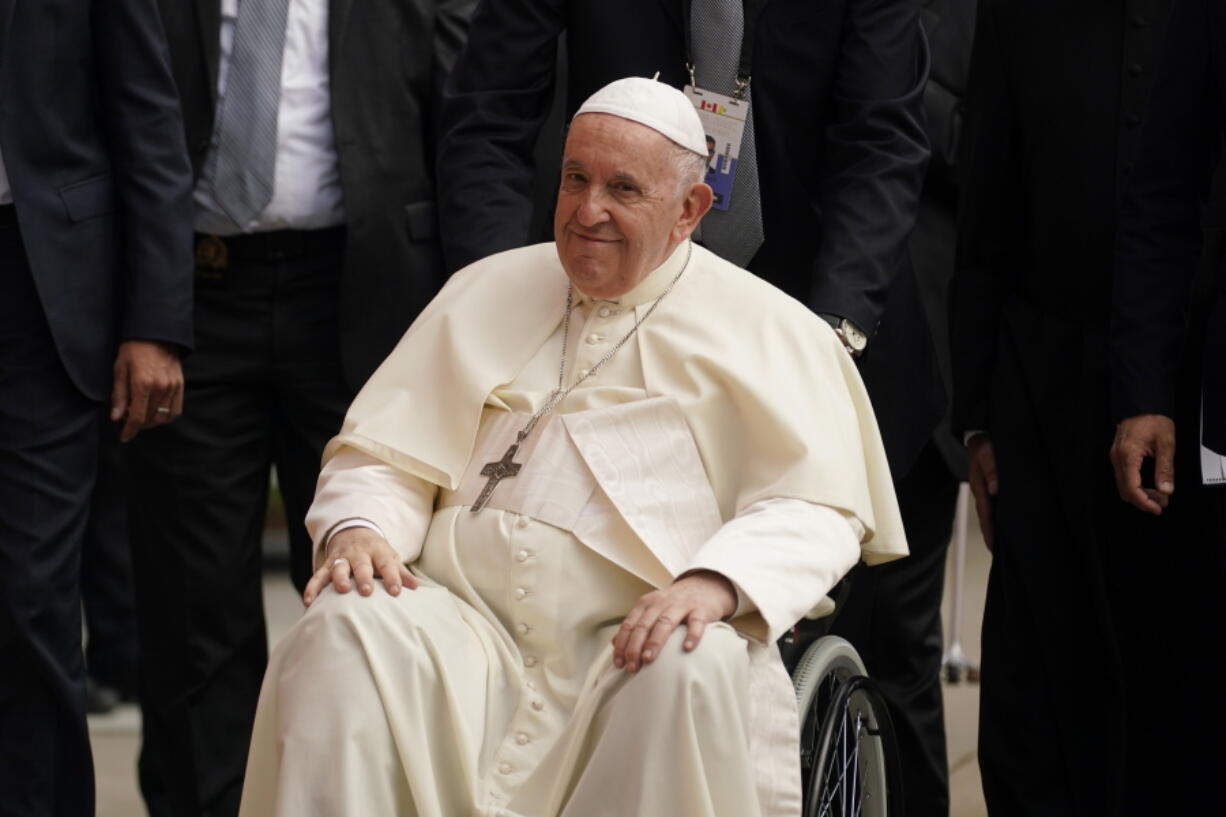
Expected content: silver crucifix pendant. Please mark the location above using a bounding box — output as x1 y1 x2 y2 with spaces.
471 438 524 513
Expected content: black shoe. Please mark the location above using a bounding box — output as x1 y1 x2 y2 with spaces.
86 678 121 714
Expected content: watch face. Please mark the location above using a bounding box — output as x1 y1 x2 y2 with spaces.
841 320 867 351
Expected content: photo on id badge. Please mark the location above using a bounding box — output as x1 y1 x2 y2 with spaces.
686 85 748 211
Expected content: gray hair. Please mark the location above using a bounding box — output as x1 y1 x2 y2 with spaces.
670 144 708 192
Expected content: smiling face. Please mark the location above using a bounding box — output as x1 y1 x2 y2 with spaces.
554 113 712 299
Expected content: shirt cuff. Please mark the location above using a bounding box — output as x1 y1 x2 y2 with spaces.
322 518 388 550
674 568 751 619
963 430 986 446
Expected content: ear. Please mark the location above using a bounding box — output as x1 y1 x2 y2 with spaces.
671 182 715 242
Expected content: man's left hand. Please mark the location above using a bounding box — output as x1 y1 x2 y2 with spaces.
612 570 737 673
110 340 184 442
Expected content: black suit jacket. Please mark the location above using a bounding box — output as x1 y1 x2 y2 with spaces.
437 0 943 479
157 0 475 390
912 0 975 481
0 0 194 401
1113 0 1226 452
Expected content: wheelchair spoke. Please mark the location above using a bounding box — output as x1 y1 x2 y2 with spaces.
850 712 864 817
817 708 866 817
795 641 896 817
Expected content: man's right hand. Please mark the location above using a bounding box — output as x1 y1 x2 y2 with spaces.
303 527 417 606
967 433 999 551
111 339 184 442
1110 413 1176 515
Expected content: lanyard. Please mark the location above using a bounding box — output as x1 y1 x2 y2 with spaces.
683 0 763 100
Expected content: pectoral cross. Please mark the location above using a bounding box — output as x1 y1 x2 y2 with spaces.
471 439 524 513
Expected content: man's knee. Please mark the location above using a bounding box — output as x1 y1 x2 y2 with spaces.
632 624 749 695
291 582 465 659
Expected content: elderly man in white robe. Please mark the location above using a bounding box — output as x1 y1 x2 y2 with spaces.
238 77 906 817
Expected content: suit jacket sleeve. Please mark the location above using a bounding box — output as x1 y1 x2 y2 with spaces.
428 0 481 148
948 0 1020 435
93 0 195 349
807 0 931 335
436 0 567 272
1111 0 1222 422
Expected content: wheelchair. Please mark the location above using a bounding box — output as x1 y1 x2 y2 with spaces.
781 580 904 817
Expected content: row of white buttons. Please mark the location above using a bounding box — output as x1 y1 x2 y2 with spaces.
491 729 536 771
512 515 545 712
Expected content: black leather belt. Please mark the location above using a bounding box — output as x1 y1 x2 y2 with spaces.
193 225 345 268
0 204 17 230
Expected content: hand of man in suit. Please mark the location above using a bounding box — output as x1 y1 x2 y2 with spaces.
111 340 184 442
1110 414 1176 515
967 433 998 551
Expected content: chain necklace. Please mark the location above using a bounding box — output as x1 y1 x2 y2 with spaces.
470 241 693 513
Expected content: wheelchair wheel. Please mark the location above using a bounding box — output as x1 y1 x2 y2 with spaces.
793 637 903 817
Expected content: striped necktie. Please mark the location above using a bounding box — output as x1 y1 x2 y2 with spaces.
690 0 765 267
211 0 292 228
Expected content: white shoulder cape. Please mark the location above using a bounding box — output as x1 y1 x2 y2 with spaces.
327 242 906 563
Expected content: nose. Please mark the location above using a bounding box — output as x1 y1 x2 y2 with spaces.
574 186 611 228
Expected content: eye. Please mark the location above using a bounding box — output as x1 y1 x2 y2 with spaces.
561 171 587 189
611 181 639 195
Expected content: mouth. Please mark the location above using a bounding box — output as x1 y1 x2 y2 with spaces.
568 227 620 246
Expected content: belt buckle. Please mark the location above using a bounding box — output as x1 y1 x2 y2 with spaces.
195 234 229 271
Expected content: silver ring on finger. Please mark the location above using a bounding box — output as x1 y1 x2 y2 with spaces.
156 406 171 414
332 557 350 568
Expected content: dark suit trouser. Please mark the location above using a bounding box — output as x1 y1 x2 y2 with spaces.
83 428 140 696
830 441 958 817
127 239 352 817
0 222 98 817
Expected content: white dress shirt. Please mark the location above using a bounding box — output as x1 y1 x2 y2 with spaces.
195 0 344 234
0 149 12 205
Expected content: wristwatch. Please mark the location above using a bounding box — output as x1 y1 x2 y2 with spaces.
819 314 868 357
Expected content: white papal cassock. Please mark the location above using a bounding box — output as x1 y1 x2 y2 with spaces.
238 242 907 817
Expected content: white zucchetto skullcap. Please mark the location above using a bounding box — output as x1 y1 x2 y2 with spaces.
573 76 707 157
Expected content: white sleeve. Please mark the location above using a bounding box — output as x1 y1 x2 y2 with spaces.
322 519 389 547
305 448 438 568
681 497 862 643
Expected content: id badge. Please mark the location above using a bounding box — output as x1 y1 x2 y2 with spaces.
684 85 749 211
